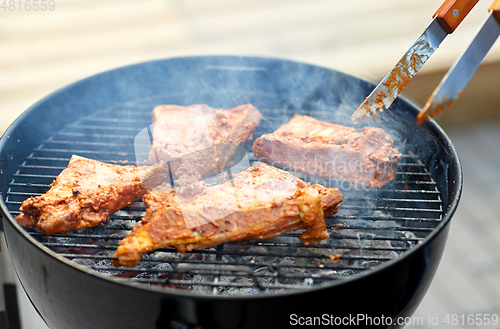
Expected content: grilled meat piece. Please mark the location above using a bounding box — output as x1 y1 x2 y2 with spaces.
252 114 402 188
113 163 342 267
149 103 262 194
15 155 167 235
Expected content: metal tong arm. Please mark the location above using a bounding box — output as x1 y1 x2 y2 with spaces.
350 0 478 125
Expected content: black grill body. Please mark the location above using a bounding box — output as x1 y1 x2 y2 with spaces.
0 56 461 329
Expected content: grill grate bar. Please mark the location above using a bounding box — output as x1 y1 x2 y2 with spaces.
343 196 442 203
67 124 144 132
66 254 373 272
392 180 436 185
331 225 433 232
19 164 67 170
334 214 441 222
5 192 43 197
340 204 442 213
30 148 136 156
96 266 351 281
368 189 439 194
136 279 329 291
398 163 426 168
13 173 57 179
46 140 132 148
42 240 412 253
9 182 50 188
56 132 138 139
77 117 152 124
395 171 430 175
25 156 72 161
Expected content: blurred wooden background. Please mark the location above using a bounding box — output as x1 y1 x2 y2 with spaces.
1 1 500 328
1 0 500 135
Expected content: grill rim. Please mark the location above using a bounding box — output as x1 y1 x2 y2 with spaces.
0 55 462 300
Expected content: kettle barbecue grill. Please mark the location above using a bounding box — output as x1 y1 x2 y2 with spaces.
0 56 461 329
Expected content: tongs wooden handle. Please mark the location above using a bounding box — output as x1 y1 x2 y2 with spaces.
434 0 480 33
490 0 500 22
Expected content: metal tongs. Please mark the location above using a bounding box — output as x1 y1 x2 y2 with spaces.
351 0 500 125
417 0 500 124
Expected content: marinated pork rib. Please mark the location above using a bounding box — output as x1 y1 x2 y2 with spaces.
113 163 342 267
149 103 262 194
15 155 167 235
252 114 402 188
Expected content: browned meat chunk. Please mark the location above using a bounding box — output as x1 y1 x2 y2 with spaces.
112 163 342 267
252 114 402 188
149 103 262 194
15 155 167 235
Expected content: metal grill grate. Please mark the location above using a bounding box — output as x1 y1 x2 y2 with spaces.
4 102 443 295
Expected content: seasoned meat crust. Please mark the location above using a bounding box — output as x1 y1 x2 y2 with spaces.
112 163 342 267
252 114 402 188
15 155 167 235
149 103 262 194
